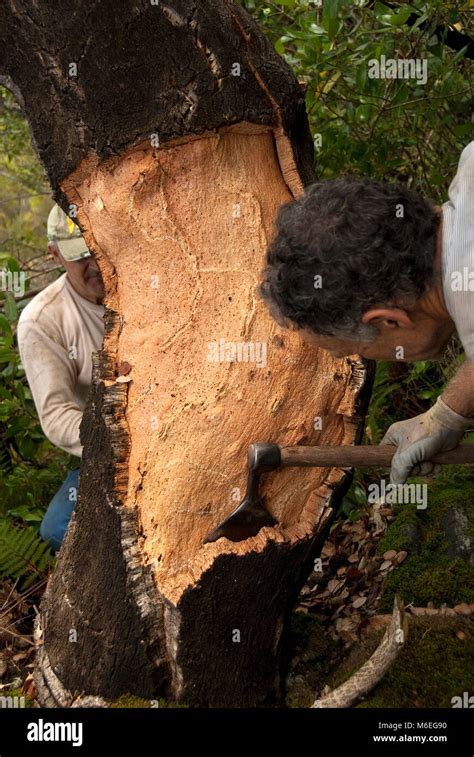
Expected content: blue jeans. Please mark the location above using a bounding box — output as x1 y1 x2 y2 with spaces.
40 468 80 552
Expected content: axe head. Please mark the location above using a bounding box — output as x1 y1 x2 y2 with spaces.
203 442 281 544
203 496 277 544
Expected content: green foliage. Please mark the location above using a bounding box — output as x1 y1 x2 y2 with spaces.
0 518 55 589
241 0 473 200
366 352 459 444
0 89 51 265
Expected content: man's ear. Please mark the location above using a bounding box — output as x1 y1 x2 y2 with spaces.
48 242 59 259
361 307 415 329
47 242 64 266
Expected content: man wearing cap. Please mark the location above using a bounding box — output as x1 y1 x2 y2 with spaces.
17 205 105 551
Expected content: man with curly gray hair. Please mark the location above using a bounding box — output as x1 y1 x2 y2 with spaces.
260 142 474 485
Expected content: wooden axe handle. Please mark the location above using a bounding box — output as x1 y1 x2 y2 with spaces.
279 442 474 468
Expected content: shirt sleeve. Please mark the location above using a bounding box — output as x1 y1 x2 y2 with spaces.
17 318 83 457
443 141 474 361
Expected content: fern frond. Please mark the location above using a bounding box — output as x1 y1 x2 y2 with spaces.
0 519 55 588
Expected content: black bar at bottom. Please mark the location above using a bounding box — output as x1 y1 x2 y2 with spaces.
0 707 471 755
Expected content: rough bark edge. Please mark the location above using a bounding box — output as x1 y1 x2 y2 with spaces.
34 638 73 708
88 312 173 695
313 595 408 708
34 310 173 707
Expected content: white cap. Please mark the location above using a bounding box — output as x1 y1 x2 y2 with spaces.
47 205 90 262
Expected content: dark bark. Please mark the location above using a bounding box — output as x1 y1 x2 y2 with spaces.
0 0 315 196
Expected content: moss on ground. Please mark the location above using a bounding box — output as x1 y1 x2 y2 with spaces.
286 613 473 708
333 616 473 708
110 694 189 708
0 687 34 708
110 694 152 708
377 466 474 611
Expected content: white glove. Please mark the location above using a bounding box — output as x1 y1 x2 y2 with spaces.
380 397 471 484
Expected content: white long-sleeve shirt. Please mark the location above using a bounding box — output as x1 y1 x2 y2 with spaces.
17 273 104 457
442 141 474 360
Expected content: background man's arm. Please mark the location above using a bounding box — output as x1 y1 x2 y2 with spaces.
441 360 474 417
17 321 84 458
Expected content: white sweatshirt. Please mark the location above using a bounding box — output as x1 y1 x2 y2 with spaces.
442 141 474 360
17 273 104 458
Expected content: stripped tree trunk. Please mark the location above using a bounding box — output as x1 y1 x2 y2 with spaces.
0 0 372 706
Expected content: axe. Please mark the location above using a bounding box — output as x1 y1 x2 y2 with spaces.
203 441 474 544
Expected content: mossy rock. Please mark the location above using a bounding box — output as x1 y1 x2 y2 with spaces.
378 467 474 611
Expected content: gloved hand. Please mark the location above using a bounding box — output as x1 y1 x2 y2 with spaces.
380 397 472 484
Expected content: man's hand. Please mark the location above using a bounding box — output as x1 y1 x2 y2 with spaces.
380 396 472 484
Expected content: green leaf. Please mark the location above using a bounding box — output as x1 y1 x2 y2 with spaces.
355 60 367 90
322 0 340 20
274 38 285 55
0 347 18 364
8 505 43 523
322 16 340 38
355 103 374 123
387 7 413 26
3 294 18 322
0 314 13 341
321 69 341 94
309 23 327 35
374 1 393 19
451 44 469 64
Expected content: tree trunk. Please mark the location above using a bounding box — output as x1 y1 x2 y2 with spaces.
0 0 372 707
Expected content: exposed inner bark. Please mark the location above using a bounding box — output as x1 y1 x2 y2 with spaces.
63 124 363 604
